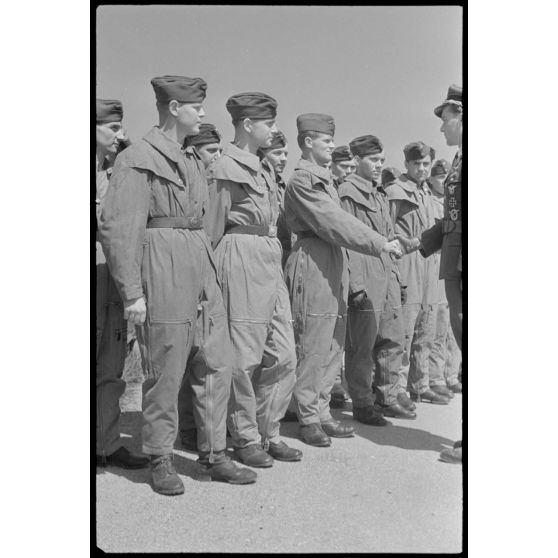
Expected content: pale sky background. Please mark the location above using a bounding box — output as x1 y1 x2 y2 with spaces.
97 5 462 176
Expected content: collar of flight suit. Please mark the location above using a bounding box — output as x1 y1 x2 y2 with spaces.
223 142 262 173
339 173 379 212
397 173 421 193
142 126 187 164
295 158 331 183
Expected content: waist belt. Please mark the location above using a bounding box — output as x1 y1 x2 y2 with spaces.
225 224 277 237
146 216 203 230
442 220 462 234
297 230 319 240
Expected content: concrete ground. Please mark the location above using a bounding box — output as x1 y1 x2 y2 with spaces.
97 385 462 553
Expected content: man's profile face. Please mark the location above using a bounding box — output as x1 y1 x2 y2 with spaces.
264 146 288 174
249 118 278 149
332 160 356 181
429 174 447 195
309 133 335 166
440 105 462 146
176 102 205 135
96 121 124 155
405 155 432 184
197 142 222 170
357 152 385 183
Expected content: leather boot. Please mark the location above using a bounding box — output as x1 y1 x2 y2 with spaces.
300 423 331 447
267 441 303 462
448 381 462 394
396 392 416 411
353 405 389 426
376 402 416 420
234 444 274 468
96 446 150 469
430 384 455 399
149 454 184 496
198 456 257 484
321 419 355 438
411 389 450 405
179 429 197 452
440 446 462 464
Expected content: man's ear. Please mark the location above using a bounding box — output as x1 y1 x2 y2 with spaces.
168 99 180 117
242 118 252 134
304 135 313 149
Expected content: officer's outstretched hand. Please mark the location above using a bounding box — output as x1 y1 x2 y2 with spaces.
395 234 420 254
124 296 147 324
383 239 403 259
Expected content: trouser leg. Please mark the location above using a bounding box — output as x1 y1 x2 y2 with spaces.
138 321 194 456
398 303 421 391
227 321 268 449
374 299 405 405
96 257 127 457
429 302 450 387
345 305 380 409
445 325 461 386
319 312 348 422
445 279 463 351
253 284 297 446
408 303 438 394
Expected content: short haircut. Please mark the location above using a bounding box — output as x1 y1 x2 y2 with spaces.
297 130 321 150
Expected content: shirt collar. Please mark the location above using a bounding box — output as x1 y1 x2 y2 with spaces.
295 158 331 182
143 126 183 163
223 142 261 173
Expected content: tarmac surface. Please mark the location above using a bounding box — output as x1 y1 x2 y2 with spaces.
96 384 462 553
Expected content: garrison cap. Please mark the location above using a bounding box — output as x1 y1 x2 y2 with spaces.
431 159 451 177
331 145 353 162
404 141 435 161
226 92 278 123
151 75 207 104
381 167 401 187
96 99 123 124
185 123 221 148
349 135 384 157
296 113 335 136
265 130 287 150
434 84 463 117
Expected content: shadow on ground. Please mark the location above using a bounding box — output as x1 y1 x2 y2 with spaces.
278 406 454 453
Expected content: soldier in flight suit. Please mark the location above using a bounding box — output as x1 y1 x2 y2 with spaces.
339 134 416 422
283 113 403 447
205 93 301 468
99 76 257 495
331 145 356 189
96 99 149 469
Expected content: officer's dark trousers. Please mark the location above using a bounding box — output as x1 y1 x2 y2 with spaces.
96 242 127 457
445 279 462 351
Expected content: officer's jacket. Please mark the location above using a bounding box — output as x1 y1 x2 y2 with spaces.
430 190 447 304
205 143 279 249
284 159 386 257
98 126 211 303
421 152 462 281
385 174 434 305
338 174 400 305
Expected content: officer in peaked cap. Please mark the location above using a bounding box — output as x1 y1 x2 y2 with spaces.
282 113 403 447
204 92 302 467
99 76 257 494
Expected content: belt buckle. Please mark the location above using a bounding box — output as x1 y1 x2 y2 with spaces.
268 225 277 237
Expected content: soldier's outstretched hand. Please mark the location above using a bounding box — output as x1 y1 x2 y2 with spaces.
383 239 403 259
124 296 147 324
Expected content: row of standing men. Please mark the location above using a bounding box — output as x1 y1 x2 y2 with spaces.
96 77 463 495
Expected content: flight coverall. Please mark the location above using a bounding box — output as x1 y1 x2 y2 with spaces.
205 143 297 450
338 174 405 408
384 175 438 395
99 127 232 460
428 190 461 387
96 161 128 458
420 152 463 352
283 159 388 426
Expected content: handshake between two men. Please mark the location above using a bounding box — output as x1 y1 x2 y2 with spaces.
384 234 421 259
